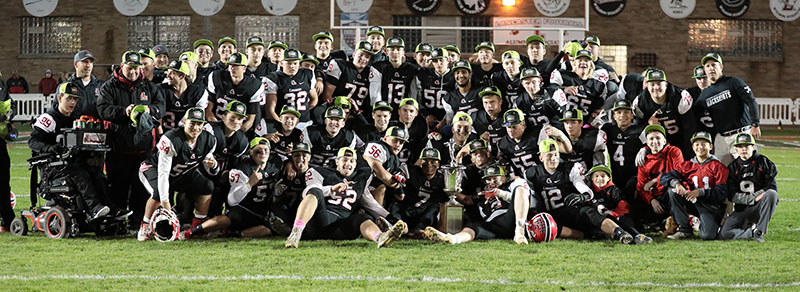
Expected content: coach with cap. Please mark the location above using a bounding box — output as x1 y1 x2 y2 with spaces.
59 50 104 117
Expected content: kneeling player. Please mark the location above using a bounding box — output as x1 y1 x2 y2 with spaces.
424 164 533 245
183 137 282 238
285 147 405 248
390 148 446 237
525 139 633 243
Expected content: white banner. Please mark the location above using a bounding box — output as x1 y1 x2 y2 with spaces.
492 17 585 46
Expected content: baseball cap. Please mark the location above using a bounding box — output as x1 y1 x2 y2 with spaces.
121 51 142 67
291 142 311 154
366 25 385 37
692 65 707 78
732 133 755 146
166 60 190 76
283 49 302 61
503 108 525 127
538 138 559 153
443 44 461 55
478 86 502 98
475 41 495 52
415 43 433 53
482 164 506 179
431 48 447 60
218 36 237 47
574 49 592 60
337 147 357 158
226 100 248 117
587 165 612 178
563 40 584 57
333 96 352 110
399 98 419 110
356 41 374 54
57 82 81 98
249 137 270 150
612 100 633 112
701 53 722 65
301 53 320 65
193 39 214 49
280 105 301 118
645 68 667 82
452 60 472 72
452 111 473 126
138 48 156 60
227 52 248 66
268 40 288 50
526 35 546 45
585 35 601 46
501 50 520 61
644 124 666 136
385 126 409 142
325 106 345 119
386 37 405 48
312 31 334 42
560 109 584 121
45 69 52 74
469 139 488 152
690 131 713 144
419 147 441 161
246 36 265 48
153 45 169 56
74 50 95 62
520 67 540 80
179 51 199 63
372 100 393 112
184 107 206 123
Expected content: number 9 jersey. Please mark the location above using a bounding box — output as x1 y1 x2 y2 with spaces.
265 68 317 123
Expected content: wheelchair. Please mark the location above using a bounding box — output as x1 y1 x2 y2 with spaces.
9 127 128 239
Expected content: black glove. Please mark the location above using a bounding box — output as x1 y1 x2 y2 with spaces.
565 192 590 207
45 144 65 154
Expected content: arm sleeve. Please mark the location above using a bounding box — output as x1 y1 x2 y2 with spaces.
735 78 760 126
206 72 217 95
301 169 333 198
569 163 593 199
325 60 342 82
592 130 607 166
29 113 57 153
226 169 251 206
757 157 779 193
156 136 176 203
364 143 388 164
196 89 209 109
358 175 390 218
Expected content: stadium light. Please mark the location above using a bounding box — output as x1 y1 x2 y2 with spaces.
502 0 515 6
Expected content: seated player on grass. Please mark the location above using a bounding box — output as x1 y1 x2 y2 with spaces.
389 148 446 238
586 165 652 244
424 164 533 245
285 147 405 248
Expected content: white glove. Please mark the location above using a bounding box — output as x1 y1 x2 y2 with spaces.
427 132 442 141
635 147 648 167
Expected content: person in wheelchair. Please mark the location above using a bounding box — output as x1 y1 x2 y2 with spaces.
29 82 116 219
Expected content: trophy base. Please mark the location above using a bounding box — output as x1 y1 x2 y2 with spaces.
438 203 463 234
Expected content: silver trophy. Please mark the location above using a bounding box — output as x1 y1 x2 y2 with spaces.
439 140 465 233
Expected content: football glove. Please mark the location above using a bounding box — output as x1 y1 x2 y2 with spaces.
565 192 591 207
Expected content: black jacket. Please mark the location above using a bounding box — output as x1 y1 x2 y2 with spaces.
97 68 165 154
63 75 104 117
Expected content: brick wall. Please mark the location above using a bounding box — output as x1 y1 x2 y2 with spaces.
1 0 796 98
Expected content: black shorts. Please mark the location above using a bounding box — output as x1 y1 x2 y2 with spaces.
301 189 372 240
226 206 267 231
466 193 528 240
389 202 439 231
550 205 607 234
139 164 214 202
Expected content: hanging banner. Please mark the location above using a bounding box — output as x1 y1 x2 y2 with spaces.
534 0 570 17
492 17 585 47
770 0 800 21
263 0 296 15
190 0 225 16
337 0 373 13
24 0 58 17
716 0 749 18
114 0 149 16
341 13 369 55
660 0 695 19
592 0 626 17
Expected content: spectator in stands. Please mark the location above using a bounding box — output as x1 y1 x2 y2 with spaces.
38 69 58 96
6 71 28 93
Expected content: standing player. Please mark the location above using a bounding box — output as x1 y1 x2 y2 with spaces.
323 41 374 116
136 48 157 82
687 66 715 135
302 106 363 167
442 60 481 124
496 109 544 177
514 67 560 127
263 41 288 74
491 50 524 105
263 105 303 162
660 132 729 240
369 37 420 113
470 41 503 87
243 36 270 78
416 48 454 131
366 26 388 65
442 44 461 63
391 98 429 164
206 52 263 132
632 68 696 159
601 100 645 201
549 50 608 124
411 43 434 68
284 147 406 248
213 37 237 70
193 39 215 87
520 35 553 81
471 86 507 146
584 35 619 83
159 60 208 131
264 49 318 129
695 53 760 166
311 31 348 75
720 134 778 242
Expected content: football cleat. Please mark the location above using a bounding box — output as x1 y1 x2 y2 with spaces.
137 222 152 242
267 215 292 236
689 215 701 232
667 231 694 240
375 216 391 233
376 221 406 248
663 216 678 236
285 227 303 248
424 226 453 244
634 234 653 244
613 229 633 244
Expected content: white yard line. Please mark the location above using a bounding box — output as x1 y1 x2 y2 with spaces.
0 274 797 288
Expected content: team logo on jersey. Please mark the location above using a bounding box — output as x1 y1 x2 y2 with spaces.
175 101 181 107
434 80 440 85
592 0 626 17
488 125 493 130
716 0 749 18
140 92 148 101
229 89 235 95
455 0 489 15
191 153 196 159
291 80 297 85
326 145 331 150
461 98 466 103
515 145 520 151
425 181 430 187
394 72 400 78
357 74 361 79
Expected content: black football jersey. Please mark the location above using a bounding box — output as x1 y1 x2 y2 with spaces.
513 91 561 127
266 69 317 122
525 162 589 211
443 87 481 121
147 128 217 177
387 118 429 165
195 66 215 88
470 110 507 146
274 161 309 210
369 61 420 111
727 152 778 206
687 86 715 135
559 126 606 170
203 121 249 172
159 82 209 131
416 68 455 120
262 120 303 161
304 166 374 218
601 122 645 186
400 165 447 209
368 51 389 66
549 70 607 123
497 125 544 177
491 71 524 106
227 154 283 217
427 135 477 167
354 124 386 145
476 178 531 222
325 59 372 111
696 75 759 132
207 71 263 121
363 140 403 174
633 83 696 158
246 61 271 79
302 124 362 168
471 63 503 88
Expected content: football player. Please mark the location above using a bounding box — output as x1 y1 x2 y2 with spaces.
470 41 502 88
491 50 524 105
584 35 619 83
525 139 633 243
548 50 608 124
137 108 218 241
202 100 249 218
634 125 684 230
193 39 215 88
519 35 554 82
159 60 208 131
355 101 392 144
470 86 507 146
442 44 461 64
633 68 696 159
552 109 607 171
393 148 446 237
263 41 288 74
270 142 313 234
311 31 348 75
302 106 363 167
514 67 561 127
213 37 237 70
391 98 429 164
206 52 263 132
265 49 318 130
428 112 477 166
660 132 729 240
411 43 434 68
601 100 645 201
178 51 201 86
369 37 420 113
137 48 157 82
323 41 374 116
424 164 533 245
365 25 388 65
284 147 405 248
416 48 455 131
496 109 545 177
263 105 303 162
244 36 270 78
363 126 409 205
443 60 481 125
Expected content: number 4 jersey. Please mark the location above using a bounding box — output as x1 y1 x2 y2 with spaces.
266 68 317 123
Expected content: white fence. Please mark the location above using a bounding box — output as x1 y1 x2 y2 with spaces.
7 94 800 125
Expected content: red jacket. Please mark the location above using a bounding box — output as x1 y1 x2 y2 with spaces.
39 77 58 96
637 145 683 203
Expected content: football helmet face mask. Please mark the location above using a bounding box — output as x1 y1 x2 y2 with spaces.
526 213 558 243
151 208 180 242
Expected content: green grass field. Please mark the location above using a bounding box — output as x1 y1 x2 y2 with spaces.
0 125 798 291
